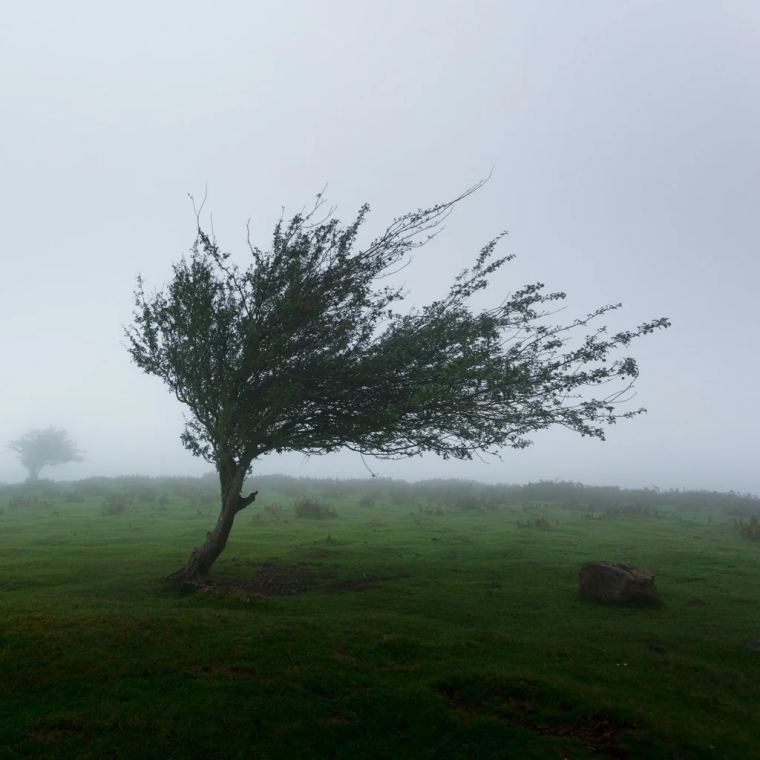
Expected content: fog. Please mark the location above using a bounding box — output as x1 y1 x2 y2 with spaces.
1 1 757 495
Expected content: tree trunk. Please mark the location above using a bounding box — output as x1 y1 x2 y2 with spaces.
166 463 259 586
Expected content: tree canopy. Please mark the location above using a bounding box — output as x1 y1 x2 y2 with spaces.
123 176 671 584
7 426 85 482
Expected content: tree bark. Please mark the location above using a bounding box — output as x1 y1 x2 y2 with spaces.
166 465 259 585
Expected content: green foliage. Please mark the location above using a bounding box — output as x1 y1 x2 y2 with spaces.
120 179 672 579
580 503 662 521
5 427 85 482
732 515 760 540
294 497 338 519
517 516 552 527
122 178 671 482
100 494 133 516
607 503 662 519
419 503 447 516
8 495 38 509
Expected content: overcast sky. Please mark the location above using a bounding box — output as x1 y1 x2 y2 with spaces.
1 1 757 495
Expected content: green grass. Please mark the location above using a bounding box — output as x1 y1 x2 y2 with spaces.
0 482 758 759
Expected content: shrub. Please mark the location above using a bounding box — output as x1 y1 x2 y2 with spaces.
733 515 760 541
100 494 132 516
295 498 337 519
453 495 481 511
8 495 38 509
615 502 660 519
418 503 446 516
518 517 551 528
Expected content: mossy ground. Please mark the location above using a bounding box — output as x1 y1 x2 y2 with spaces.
0 480 758 759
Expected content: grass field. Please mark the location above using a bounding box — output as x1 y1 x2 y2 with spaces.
0 476 758 759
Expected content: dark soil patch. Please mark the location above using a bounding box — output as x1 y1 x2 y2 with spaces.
199 561 331 597
194 561 402 599
436 676 643 759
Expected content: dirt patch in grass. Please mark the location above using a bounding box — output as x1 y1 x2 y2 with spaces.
198 561 330 598
436 676 643 759
195 561 400 599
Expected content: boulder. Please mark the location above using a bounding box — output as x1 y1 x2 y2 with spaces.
579 561 657 603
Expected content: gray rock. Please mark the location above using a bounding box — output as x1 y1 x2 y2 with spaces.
579 561 657 603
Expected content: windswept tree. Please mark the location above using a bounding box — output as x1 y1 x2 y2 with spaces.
123 176 670 586
7 426 85 482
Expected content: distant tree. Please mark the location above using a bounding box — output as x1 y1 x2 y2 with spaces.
7 426 85 482
122 175 671 586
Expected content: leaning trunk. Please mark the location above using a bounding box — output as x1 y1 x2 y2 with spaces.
166 464 259 586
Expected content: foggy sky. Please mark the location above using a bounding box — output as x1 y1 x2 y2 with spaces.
1 1 758 495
